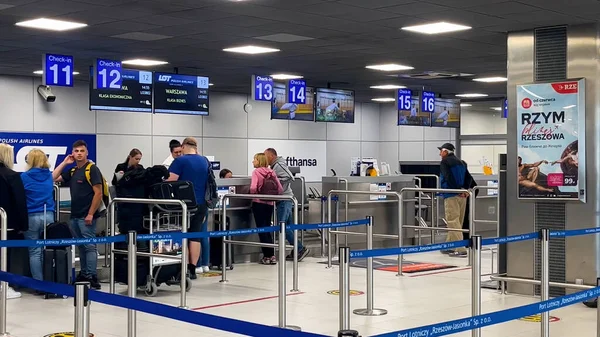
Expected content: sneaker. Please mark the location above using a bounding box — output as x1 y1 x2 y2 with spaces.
6 286 21 299
449 251 468 258
259 257 271 265
201 266 210 273
90 276 102 290
297 247 310 262
269 256 277 265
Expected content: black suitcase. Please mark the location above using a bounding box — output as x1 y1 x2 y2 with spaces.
210 215 234 270
43 221 74 299
150 181 198 212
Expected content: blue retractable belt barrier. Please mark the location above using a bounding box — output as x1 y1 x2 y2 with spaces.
0 271 328 337
0 218 371 248
551 226 600 238
372 286 600 337
482 232 539 246
350 240 469 259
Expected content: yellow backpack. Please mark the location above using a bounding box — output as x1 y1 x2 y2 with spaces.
70 162 110 210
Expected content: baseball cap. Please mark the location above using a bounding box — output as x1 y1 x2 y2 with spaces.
437 143 455 152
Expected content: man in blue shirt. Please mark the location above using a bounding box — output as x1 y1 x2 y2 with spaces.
167 137 209 279
438 143 468 257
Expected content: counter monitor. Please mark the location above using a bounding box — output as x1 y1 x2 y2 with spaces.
431 98 461 128
89 67 153 112
154 73 210 115
315 88 355 123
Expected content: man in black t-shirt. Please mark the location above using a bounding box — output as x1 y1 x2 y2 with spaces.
53 140 103 289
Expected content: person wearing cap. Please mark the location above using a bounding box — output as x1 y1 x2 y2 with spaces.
437 143 468 257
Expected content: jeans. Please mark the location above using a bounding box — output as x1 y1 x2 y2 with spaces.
24 211 55 281
70 218 98 277
276 200 304 250
252 202 275 258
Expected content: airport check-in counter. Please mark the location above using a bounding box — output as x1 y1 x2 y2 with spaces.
321 176 419 248
471 174 500 238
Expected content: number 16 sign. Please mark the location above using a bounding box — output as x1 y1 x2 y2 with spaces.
43 53 74 87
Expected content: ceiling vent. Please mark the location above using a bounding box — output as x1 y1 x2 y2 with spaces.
391 71 474 80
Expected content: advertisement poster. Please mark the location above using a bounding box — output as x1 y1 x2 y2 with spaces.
516 79 585 201
0 132 97 172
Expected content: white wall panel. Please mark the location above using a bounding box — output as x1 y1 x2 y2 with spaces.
379 105 399 142
96 110 152 135
33 79 96 134
203 92 247 138
379 142 399 172
360 103 380 141
423 141 444 161
326 141 360 176
0 76 34 132
423 127 451 141
152 112 203 137
360 141 379 159
97 134 153 183
202 138 247 176
288 121 326 140
398 125 424 142
247 99 288 139
399 142 424 161
326 106 361 141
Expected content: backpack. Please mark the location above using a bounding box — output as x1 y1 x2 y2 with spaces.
258 171 280 195
204 157 219 209
70 162 110 215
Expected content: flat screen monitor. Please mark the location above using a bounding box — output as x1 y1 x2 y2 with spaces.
315 88 355 123
153 73 210 115
89 67 153 112
431 98 460 128
271 83 315 121
398 97 431 126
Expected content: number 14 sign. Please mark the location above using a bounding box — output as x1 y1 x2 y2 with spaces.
287 79 306 104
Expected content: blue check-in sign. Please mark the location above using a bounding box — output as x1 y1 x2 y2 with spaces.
43 53 74 87
288 79 306 104
95 59 122 89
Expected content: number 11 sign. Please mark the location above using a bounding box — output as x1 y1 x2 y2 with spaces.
287 79 306 104
43 53 74 87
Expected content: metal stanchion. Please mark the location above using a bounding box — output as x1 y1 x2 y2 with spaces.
321 196 327 257
334 195 340 260
339 247 351 331
0 208 8 337
292 201 299 293
277 221 301 331
127 231 137 337
471 235 481 337
540 228 550 337
74 282 91 337
596 278 599 337
109 201 116 294
179 211 189 309
468 190 476 267
353 216 387 316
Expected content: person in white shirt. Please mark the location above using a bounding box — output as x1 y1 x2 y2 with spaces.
325 99 340 116
280 102 298 119
162 139 182 168
436 110 449 126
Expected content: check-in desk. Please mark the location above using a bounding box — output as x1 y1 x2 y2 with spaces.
471 174 500 238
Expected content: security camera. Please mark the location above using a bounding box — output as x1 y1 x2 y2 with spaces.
37 85 56 102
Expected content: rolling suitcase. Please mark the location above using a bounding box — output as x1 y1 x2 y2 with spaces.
210 215 233 270
43 207 74 299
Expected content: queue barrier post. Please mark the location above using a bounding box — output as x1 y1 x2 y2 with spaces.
338 330 360 337
471 235 482 337
276 221 301 331
353 216 387 316
127 231 138 337
321 196 327 257
540 228 550 337
74 282 91 337
0 208 8 337
339 246 351 331
597 278 600 337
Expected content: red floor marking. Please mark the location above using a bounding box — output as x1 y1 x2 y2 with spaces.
408 267 472 277
191 292 305 311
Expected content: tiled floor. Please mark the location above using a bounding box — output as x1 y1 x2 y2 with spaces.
5 249 597 337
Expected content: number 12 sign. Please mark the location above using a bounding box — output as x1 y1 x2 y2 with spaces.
43 53 74 87
421 91 435 113
94 59 122 90
287 79 306 104
252 75 274 102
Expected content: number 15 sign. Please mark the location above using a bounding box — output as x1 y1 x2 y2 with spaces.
43 53 74 87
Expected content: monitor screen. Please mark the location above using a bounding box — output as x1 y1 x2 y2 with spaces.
153 73 210 115
271 83 315 121
398 97 431 126
315 88 355 123
89 67 153 112
431 98 460 128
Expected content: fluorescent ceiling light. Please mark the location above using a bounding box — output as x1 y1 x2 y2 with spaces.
270 74 303 80
34 70 79 75
491 107 502 111
122 59 168 66
370 84 406 90
223 45 280 54
473 77 507 83
563 105 576 109
455 93 488 98
371 98 395 102
401 21 471 35
209 83 214 86
366 63 414 72
460 103 472 107
16 18 87 31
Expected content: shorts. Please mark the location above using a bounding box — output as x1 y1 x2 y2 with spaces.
188 204 208 242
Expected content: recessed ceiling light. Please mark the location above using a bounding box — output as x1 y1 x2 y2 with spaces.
456 93 488 98
270 74 303 80
366 63 414 72
370 84 406 90
491 107 502 111
371 98 396 102
121 59 168 66
223 45 280 54
33 70 79 75
16 18 87 31
401 22 471 35
209 83 214 86
473 77 507 83
460 103 472 107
